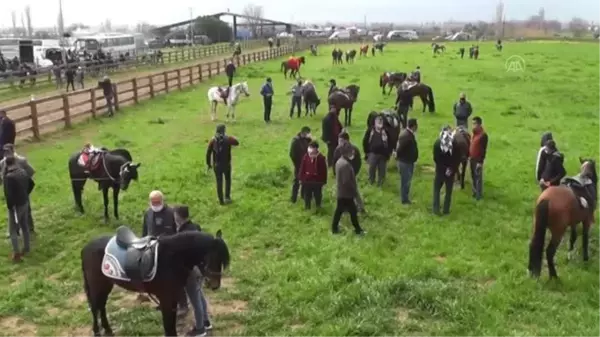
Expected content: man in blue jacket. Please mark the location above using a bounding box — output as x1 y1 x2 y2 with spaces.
260 77 274 123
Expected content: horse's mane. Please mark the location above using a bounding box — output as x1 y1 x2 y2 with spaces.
159 231 230 269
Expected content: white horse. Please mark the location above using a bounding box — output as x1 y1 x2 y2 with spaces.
207 81 250 122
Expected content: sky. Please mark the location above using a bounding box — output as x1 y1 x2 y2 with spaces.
1 0 598 28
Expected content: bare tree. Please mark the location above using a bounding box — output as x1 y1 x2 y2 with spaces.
241 4 264 38
104 19 112 32
24 6 33 37
568 17 588 37
11 11 17 33
20 12 26 33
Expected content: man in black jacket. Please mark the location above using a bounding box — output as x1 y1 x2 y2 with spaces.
225 60 236 87
141 190 176 237
395 84 413 128
65 66 76 92
321 107 343 169
0 110 16 160
396 118 418 204
289 126 312 203
98 75 114 116
363 115 390 187
432 128 460 215
537 140 566 191
4 156 31 262
206 124 239 205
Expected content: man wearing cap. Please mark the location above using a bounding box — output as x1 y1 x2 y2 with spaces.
289 126 312 203
206 124 239 205
97 75 114 116
1 143 35 236
321 107 343 170
260 77 274 123
225 60 236 87
0 110 16 160
453 92 473 128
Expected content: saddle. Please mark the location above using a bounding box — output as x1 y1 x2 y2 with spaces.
404 81 418 90
563 175 596 210
218 87 229 101
78 151 104 174
102 226 159 283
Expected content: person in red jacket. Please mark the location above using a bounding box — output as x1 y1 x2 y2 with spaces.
298 141 327 210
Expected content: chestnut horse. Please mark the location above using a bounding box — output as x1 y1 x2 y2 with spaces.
359 44 369 57
281 56 305 79
451 126 471 189
529 158 597 279
379 72 407 95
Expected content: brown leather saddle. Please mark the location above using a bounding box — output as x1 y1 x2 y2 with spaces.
563 175 596 211
218 87 229 102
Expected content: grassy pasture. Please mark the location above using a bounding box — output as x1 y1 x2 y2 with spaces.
0 41 598 336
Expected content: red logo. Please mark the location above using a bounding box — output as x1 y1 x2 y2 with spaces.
103 263 110 271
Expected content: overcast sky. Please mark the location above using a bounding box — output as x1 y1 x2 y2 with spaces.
1 0 598 28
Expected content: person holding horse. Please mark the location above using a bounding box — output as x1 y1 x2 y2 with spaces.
363 115 390 187
298 141 328 210
535 132 553 180
334 131 364 212
260 77 274 123
537 140 566 191
332 145 366 235
395 82 413 128
289 79 304 118
328 79 338 96
289 126 313 203
469 117 489 200
141 190 176 238
225 60 236 87
174 205 213 336
1 144 35 236
432 127 460 215
410 66 421 83
395 118 419 204
3 155 32 262
321 107 343 170
206 124 239 205
453 93 473 128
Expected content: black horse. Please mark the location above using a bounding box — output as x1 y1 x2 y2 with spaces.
397 83 436 113
332 49 343 64
302 81 321 116
81 227 230 336
374 42 386 54
328 84 360 127
68 148 141 222
345 49 357 63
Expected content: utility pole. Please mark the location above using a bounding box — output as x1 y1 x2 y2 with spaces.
58 0 67 65
189 7 194 46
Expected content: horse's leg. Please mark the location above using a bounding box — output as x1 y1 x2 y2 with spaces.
231 104 236 122
421 95 427 113
546 237 561 279
568 224 577 260
72 179 86 213
102 186 109 223
348 107 353 127
112 186 120 220
460 160 467 189
210 101 216 121
84 265 114 336
387 84 393 96
582 221 591 261
159 293 178 336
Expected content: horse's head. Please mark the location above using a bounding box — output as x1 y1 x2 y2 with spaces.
580 157 598 186
119 162 141 190
346 85 360 101
202 230 231 290
235 81 250 97
298 56 305 64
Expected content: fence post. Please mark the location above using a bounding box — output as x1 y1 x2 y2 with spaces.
132 78 139 104
198 65 203 81
62 94 72 128
149 75 155 98
188 66 193 85
176 69 182 90
29 98 40 141
90 89 97 118
163 72 169 93
208 63 212 78
113 83 120 112
168 52 172 63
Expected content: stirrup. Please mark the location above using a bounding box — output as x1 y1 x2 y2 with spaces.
579 197 588 209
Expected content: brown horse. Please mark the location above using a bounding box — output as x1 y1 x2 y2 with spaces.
451 126 471 189
404 82 436 113
359 44 369 57
328 84 360 127
529 158 597 279
379 72 407 95
281 56 306 79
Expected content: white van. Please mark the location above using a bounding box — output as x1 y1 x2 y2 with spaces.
329 31 351 40
386 30 419 41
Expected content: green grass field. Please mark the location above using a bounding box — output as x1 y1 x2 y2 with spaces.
0 41 598 336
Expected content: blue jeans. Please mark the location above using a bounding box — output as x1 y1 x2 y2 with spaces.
180 268 209 329
397 161 414 203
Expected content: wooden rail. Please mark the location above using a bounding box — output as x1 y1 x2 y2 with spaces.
1 43 312 141
0 40 270 88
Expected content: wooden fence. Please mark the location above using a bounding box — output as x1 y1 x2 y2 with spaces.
3 44 305 141
0 39 269 88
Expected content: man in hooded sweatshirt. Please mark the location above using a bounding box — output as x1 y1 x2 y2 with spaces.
289 126 312 203
298 141 327 209
206 124 239 205
363 115 390 187
225 60 236 87
535 131 553 182
432 127 460 215
537 139 566 191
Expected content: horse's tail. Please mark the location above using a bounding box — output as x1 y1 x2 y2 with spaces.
379 74 384 87
81 253 93 310
529 199 550 276
280 61 285 72
427 86 436 112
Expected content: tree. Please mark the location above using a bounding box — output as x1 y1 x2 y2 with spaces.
20 12 26 33
24 6 33 37
568 17 588 37
11 11 17 33
241 4 264 38
104 19 112 32
193 17 232 43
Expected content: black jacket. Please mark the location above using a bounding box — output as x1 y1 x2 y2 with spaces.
333 143 362 174
396 129 418 163
395 89 413 108
98 79 113 97
0 117 16 146
142 205 176 237
225 63 236 77
362 128 389 157
206 135 239 168
177 220 201 233
539 151 566 185
432 138 460 175
321 112 342 145
3 166 29 209
289 134 311 167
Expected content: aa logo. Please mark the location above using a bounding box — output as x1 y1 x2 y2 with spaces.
505 55 526 72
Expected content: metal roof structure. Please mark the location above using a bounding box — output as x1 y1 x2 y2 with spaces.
152 12 299 33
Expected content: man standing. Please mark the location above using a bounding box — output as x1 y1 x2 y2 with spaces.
289 79 303 118
53 63 62 89
1 144 35 234
363 115 390 187
141 190 176 237
322 107 343 170
289 126 312 203
432 128 460 215
453 92 473 128
333 131 364 212
395 83 412 128
298 141 327 210
396 118 419 204
174 205 212 336
332 145 365 235
459 47 466 59
4 156 31 262
469 116 489 200
411 66 421 83
206 125 239 205
65 66 76 92
537 140 566 191
225 60 236 87
328 79 338 96
98 75 114 116
76 66 85 89
260 77 274 123
0 110 16 161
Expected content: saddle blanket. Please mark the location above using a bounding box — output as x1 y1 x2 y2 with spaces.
78 152 102 169
101 236 159 282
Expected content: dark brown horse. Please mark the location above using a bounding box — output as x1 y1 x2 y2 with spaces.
81 228 230 336
451 126 471 189
328 84 360 127
345 49 357 63
281 56 305 79
404 82 436 113
379 72 407 95
529 158 597 279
